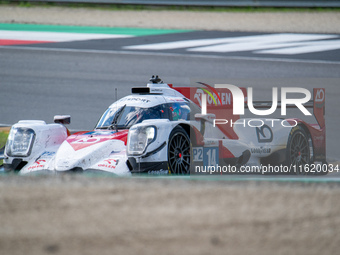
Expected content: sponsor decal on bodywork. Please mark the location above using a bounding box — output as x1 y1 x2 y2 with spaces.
98 159 119 169
250 147 271 154
27 159 46 171
67 130 128 151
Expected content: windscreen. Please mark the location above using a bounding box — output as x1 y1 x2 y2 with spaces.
96 105 167 129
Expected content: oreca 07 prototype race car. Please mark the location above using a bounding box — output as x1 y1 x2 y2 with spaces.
0 76 326 175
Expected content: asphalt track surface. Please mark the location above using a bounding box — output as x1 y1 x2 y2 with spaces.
1 31 340 163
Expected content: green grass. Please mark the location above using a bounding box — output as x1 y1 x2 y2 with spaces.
1 1 339 12
0 131 8 148
0 131 9 165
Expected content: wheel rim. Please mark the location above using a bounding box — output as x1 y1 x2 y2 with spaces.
168 132 191 174
290 131 310 168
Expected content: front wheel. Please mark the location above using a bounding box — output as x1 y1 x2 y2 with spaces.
167 126 191 174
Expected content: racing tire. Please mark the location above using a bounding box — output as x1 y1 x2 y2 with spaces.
286 125 313 175
167 126 191 174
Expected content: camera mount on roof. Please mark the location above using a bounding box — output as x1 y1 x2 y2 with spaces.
149 75 163 84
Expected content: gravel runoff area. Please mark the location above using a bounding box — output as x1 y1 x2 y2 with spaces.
1 175 340 255
0 6 339 33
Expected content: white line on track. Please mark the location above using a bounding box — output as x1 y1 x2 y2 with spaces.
124 34 338 50
1 45 340 65
0 30 133 42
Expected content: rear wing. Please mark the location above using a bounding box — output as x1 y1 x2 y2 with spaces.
312 88 325 129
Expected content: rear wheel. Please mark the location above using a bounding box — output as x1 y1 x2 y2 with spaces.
168 126 191 174
286 126 312 175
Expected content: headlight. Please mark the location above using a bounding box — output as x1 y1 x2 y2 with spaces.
5 127 36 157
127 126 156 155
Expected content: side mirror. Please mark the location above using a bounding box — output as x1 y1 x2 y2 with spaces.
194 113 215 124
194 113 216 135
54 115 71 125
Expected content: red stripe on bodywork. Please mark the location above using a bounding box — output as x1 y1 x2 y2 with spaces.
0 39 53 46
67 130 129 151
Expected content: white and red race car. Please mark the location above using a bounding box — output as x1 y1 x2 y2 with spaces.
1 76 326 175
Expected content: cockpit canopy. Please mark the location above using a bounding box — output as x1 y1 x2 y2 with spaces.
95 100 200 130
